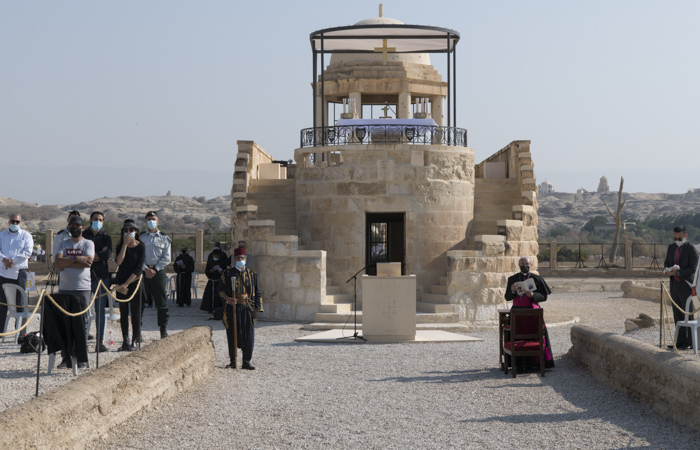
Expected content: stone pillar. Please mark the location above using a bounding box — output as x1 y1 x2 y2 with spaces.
349 92 362 117
45 230 54 268
624 240 633 271
398 92 412 119
432 96 445 126
550 241 558 270
195 229 204 265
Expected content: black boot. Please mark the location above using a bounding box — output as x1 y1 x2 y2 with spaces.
160 327 168 339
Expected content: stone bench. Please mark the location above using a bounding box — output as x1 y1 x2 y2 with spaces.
568 325 700 431
0 326 215 450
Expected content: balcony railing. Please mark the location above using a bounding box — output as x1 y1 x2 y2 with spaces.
300 125 468 148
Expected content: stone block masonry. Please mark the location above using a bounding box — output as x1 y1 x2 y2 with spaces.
569 325 700 431
0 326 215 450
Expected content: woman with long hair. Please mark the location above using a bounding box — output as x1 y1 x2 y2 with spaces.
113 219 145 351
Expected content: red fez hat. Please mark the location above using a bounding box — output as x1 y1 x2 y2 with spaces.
234 247 246 257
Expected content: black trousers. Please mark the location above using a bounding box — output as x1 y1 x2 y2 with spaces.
225 304 254 363
118 283 143 342
176 272 192 305
671 279 694 347
142 270 169 329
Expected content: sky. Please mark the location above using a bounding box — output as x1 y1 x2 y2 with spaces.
2 1 699 205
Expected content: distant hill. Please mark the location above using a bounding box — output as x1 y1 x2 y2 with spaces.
537 191 700 236
0 195 232 234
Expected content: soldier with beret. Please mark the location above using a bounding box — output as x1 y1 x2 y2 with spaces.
140 211 171 338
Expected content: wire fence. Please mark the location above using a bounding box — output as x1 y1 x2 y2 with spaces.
537 242 667 269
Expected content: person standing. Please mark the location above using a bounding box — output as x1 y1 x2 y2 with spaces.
174 246 195 307
82 211 112 352
504 256 555 372
114 219 145 351
0 214 33 334
52 210 81 262
220 247 262 370
140 211 171 338
200 246 228 313
54 216 94 368
664 226 700 350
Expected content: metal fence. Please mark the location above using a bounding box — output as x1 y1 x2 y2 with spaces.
537 241 665 269
300 125 468 148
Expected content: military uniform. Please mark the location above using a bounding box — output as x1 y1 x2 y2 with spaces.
140 230 171 335
219 265 262 368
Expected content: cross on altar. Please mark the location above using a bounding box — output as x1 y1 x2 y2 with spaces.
374 39 396 61
380 104 391 118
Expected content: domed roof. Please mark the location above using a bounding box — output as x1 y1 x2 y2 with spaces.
328 16 431 66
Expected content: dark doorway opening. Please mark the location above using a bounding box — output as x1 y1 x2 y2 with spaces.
366 213 405 276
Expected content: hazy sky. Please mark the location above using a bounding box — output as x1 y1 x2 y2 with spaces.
2 1 699 205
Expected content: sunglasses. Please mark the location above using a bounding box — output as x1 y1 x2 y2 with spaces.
9 220 21 224
673 237 685 241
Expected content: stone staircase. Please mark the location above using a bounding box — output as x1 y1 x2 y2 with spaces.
467 178 521 247
247 179 297 235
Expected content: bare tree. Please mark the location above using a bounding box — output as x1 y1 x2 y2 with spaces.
603 177 626 264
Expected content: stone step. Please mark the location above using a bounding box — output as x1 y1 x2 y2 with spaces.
326 285 340 295
249 179 295 187
312 311 460 324
319 303 353 314
475 178 519 186
416 302 456 313
430 284 447 294
325 293 352 304
275 229 298 236
422 293 450 304
439 276 447 285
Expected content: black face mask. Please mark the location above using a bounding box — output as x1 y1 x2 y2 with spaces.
519 265 530 274
69 227 82 238
181 250 187 255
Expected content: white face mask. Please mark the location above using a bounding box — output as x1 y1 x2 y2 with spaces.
676 239 686 247
235 260 246 270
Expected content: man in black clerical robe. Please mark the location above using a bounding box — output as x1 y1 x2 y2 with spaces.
663 226 700 350
504 256 555 371
174 246 195 306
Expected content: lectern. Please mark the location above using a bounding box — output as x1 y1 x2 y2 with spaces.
361 274 416 342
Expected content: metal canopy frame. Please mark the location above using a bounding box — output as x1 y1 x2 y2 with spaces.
310 24 460 132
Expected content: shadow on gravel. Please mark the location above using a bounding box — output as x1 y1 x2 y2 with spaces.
0 368 39 379
369 367 505 384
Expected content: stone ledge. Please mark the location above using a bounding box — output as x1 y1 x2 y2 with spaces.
568 325 700 431
0 326 215 450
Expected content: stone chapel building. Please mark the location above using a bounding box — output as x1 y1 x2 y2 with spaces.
230 12 540 329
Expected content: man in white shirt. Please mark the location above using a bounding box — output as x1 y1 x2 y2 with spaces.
0 214 34 334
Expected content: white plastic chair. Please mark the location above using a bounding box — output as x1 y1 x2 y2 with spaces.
48 353 82 376
674 295 699 355
675 265 700 355
191 272 199 299
167 274 177 303
2 284 39 343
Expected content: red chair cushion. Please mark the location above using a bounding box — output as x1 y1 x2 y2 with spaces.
504 340 541 351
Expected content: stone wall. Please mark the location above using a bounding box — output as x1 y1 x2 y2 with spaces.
294 143 474 298
0 326 215 450
569 325 700 431
245 221 327 322
445 141 540 325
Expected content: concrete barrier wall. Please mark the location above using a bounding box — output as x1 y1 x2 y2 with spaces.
568 325 700 431
0 326 215 450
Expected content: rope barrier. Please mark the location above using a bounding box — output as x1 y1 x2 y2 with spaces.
97 275 144 303
0 296 43 337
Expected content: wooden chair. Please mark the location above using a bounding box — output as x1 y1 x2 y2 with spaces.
502 308 545 378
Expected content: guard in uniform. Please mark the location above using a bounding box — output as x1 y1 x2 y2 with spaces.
219 247 262 370
140 211 171 338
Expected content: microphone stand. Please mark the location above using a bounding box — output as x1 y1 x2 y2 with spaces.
338 264 374 341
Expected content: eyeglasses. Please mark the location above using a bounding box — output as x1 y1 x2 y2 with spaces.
673 237 685 241
9 220 21 224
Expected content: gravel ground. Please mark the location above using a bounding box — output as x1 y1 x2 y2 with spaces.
3 281 700 449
